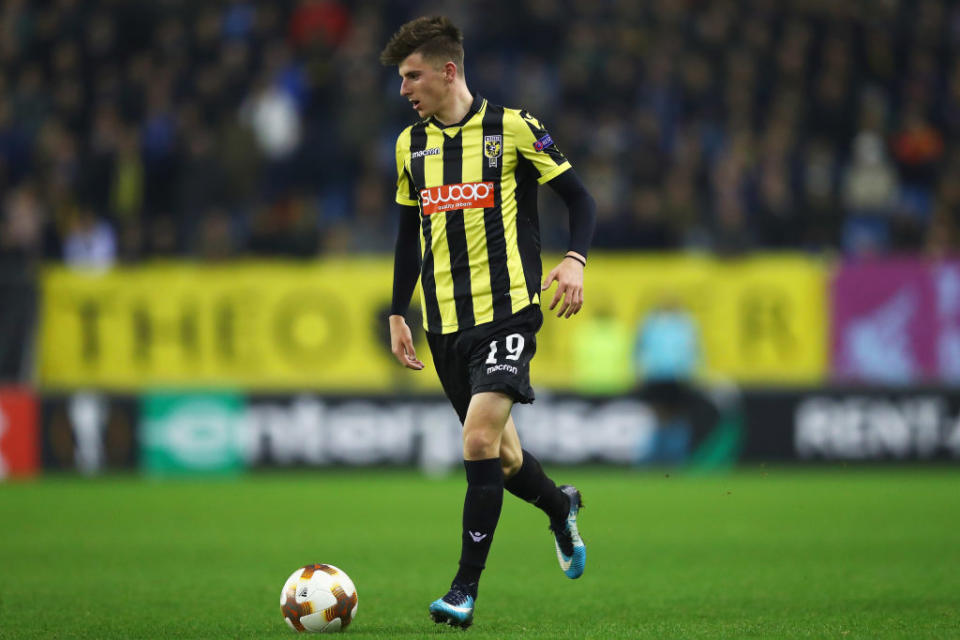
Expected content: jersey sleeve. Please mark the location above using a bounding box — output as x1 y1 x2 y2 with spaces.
395 130 419 206
509 110 572 184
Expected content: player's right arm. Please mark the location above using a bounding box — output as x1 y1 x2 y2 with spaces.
389 204 424 370
389 129 425 370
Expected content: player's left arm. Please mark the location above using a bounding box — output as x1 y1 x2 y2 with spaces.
509 109 596 318
541 169 596 318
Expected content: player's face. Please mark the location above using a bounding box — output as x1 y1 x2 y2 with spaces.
398 52 449 119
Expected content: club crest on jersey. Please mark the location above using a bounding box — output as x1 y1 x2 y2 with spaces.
484 135 502 167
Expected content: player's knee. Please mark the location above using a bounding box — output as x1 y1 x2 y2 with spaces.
463 428 499 459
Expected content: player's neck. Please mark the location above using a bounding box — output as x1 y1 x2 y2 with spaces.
434 84 474 126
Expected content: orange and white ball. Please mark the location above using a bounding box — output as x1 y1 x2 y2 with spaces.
280 564 358 633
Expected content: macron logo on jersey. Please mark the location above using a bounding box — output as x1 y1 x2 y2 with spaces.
411 147 440 159
420 182 495 215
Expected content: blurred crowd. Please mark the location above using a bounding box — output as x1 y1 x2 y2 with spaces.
2 0 960 272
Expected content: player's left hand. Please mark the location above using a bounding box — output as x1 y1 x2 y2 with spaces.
541 253 585 318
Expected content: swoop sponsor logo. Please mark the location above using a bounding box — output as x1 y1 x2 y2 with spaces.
420 182 495 215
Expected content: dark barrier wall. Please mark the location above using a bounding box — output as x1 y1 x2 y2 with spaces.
137 393 670 473
0 274 35 382
40 394 139 473
25 390 710 473
743 389 960 461
4 388 958 478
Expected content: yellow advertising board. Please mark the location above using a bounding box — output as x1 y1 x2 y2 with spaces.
39 260 441 392
539 254 829 389
38 255 828 391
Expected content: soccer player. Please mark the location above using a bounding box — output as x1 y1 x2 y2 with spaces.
380 16 596 628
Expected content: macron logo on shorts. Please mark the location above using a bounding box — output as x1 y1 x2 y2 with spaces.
486 363 519 375
420 182 495 215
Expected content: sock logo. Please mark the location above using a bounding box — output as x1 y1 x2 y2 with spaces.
468 531 488 542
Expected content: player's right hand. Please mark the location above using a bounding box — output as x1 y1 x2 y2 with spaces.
389 315 425 370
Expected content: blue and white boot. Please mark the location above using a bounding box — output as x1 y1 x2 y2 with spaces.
550 485 586 579
429 584 475 629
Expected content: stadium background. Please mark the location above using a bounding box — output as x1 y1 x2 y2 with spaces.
1 2 959 638
2 0 959 474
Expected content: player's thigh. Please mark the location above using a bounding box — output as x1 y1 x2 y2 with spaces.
462 391 513 460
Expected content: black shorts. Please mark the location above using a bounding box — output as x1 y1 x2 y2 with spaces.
426 305 543 424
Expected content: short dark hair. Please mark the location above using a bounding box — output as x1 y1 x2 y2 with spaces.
379 16 464 69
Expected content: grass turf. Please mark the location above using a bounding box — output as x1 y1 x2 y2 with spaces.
0 467 958 639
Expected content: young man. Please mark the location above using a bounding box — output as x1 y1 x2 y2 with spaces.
380 16 596 629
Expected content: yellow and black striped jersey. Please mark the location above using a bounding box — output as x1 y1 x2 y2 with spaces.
394 94 571 334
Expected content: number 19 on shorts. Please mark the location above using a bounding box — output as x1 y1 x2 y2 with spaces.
485 333 525 364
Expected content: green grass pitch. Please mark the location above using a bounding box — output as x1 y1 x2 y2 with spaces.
1 467 958 639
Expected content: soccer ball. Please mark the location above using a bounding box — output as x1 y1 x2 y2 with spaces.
280 564 358 633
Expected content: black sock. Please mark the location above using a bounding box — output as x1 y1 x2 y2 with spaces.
504 449 569 523
453 458 503 591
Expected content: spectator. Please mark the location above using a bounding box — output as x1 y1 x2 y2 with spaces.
240 73 302 197
891 102 944 218
841 131 899 254
1 182 44 268
196 208 237 262
62 203 116 269
0 0 956 263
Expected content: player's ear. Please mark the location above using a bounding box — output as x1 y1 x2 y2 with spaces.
444 61 457 83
